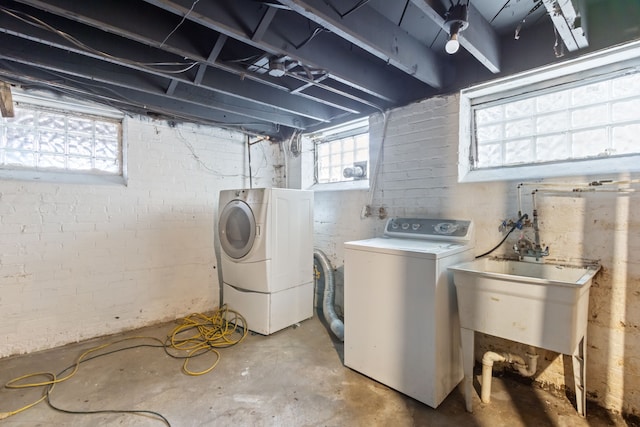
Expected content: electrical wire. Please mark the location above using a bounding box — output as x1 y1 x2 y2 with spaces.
340 0 372 18
248 134 253 189
490 0 511 24
1 65 280 138
159 0 201 48
514 1 543 39
553 26 565 58
295 26 331 50
0 5 199 75
363 110 390 218
0 305 248 425
166 308 248 375
175 127 246 177
398 0 410 27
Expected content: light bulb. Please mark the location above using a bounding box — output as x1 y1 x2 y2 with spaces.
445 33 460 54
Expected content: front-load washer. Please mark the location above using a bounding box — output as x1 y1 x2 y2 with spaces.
218 188 314 335
344 217 474 408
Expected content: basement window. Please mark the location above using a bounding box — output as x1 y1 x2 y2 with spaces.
459 41 640 182
312 118 369 186
0 90 124 184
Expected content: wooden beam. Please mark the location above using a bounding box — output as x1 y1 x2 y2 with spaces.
541 0 588 52
252 6 277 42
0 81 14 118
410 0 501 74
278 0 443 88
194 34 227 85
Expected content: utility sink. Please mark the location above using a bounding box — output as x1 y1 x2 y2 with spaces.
449 257 601 416
449 258 600 353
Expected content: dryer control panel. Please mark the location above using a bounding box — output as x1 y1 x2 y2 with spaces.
384 217 473 242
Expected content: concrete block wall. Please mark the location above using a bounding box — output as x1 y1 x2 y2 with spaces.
0 116 283 358
312 94 640 417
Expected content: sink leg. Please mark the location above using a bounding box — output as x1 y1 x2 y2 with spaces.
572 333 587 416
460 327 475 413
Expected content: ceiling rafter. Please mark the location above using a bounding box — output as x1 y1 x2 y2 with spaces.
0 0 634 140
140 0 430 103
0 61 284 134
2 0 351 123
9 0 394 120
276 0 443 89
409 0 501 74
541 0 588 52
194 33 227 85
0 34 310 128
252 6 277 42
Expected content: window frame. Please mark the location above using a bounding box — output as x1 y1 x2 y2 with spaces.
0 89 126 185
310 118 370 190
459 40 640 183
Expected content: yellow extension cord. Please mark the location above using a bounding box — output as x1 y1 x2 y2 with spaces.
0 305 248 421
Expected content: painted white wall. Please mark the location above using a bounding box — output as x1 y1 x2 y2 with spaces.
0 115 283 357
312 95 640 416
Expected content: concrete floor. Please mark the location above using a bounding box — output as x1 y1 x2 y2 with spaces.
0 314 631 427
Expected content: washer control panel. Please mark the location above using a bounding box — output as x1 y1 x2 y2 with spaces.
384 217 472 242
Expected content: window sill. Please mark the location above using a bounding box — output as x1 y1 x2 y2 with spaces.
310 180 369 192
0 168 127 186
459 155 640 183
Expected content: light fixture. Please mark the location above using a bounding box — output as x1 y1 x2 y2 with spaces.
268 57 287 77
343 161 367 180
444 2 469 55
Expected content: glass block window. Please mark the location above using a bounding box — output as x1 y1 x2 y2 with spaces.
314 119 369 184
472 69 640 169
0 102 122 175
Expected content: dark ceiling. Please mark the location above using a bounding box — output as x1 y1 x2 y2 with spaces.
0 0 638 140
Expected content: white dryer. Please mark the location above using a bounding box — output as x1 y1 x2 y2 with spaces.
218 188 314 335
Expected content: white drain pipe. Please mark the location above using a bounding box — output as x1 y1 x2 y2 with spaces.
481 348 539 403
313 249 344 341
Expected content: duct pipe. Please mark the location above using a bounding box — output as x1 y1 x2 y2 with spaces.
481 349 538 403
313 249 344 341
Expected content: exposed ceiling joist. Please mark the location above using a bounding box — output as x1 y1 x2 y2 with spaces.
8 0 390 128
276 0 443 89
409 0 501 74
0 0 635 140
141 0 429 103
1 1 345 123
252 5 277 42
0 60 283 134
194 33 226 85
0 80 14 117
0 34 309 129
541 0 588 52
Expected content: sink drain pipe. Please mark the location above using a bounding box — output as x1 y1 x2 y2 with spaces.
481 348 539 403
313 249 344 341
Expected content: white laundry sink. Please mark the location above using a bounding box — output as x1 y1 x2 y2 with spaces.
449 258 600 354
450 257 601 416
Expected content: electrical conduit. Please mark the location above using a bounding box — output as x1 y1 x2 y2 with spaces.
481 348 539 403
313 249 344 341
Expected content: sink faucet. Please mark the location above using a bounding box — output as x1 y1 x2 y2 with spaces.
514 192 550 261
529 207 549 260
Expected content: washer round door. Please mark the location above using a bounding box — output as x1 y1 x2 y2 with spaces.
219 200 257 259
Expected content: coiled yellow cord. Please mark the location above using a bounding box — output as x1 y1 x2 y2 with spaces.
167 306 248 375
0 305 248 422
